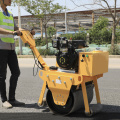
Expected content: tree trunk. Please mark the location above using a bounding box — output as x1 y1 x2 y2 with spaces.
40 19 43 39
92 12 94 26
111 20 116 53
44 24 48 49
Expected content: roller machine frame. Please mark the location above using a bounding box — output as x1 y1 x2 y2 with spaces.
19 30 109 116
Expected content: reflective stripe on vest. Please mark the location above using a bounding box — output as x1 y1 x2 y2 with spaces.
3 19 13 23
0 10 14 43
0 34 14 38
0 25 14 30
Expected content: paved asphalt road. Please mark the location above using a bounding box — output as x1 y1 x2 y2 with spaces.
0 58 120 120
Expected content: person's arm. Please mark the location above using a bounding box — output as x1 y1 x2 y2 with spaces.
0 27 22 36
0 27 14 34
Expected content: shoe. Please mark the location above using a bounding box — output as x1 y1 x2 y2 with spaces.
2 101 12 109
9 100 25 107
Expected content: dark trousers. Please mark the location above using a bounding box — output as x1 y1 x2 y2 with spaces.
0 50 20 102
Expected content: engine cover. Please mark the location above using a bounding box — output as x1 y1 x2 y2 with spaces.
56 48 78 70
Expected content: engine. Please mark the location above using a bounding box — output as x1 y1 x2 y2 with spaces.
52 37 88 71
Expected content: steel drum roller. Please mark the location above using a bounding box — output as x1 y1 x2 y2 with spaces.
46 83 94 115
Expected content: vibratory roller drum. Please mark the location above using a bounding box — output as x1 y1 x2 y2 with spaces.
46 83 94 115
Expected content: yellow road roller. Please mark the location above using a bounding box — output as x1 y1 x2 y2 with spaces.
19 30 109 116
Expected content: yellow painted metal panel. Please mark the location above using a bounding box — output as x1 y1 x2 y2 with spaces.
50 88 70 106
39 70 73 105
79 51 109 76
92 52 109 76
79 53 93 76
46 74 73 90
39 70 82 86
38 81 46 105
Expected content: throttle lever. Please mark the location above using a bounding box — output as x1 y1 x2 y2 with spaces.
13 32 23 36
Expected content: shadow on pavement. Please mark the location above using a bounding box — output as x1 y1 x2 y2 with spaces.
68 112 120 120
69 104 120 120
13 103 50 112
2 104 119 120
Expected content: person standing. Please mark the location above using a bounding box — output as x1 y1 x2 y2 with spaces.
0 0 25 108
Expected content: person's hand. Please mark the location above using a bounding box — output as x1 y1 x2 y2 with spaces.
13 30 22 36
31 29 35 35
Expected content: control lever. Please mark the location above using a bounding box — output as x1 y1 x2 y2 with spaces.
81 59 84 62
81 54 85 62
13 32 23 36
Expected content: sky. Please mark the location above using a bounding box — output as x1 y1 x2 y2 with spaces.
7 0 120 17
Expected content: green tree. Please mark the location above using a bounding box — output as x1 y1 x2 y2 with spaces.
61 27 87 40
78 27 87 40
88 16 112 44
13 0 65 49
100 27 112 44
47 26 56 38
